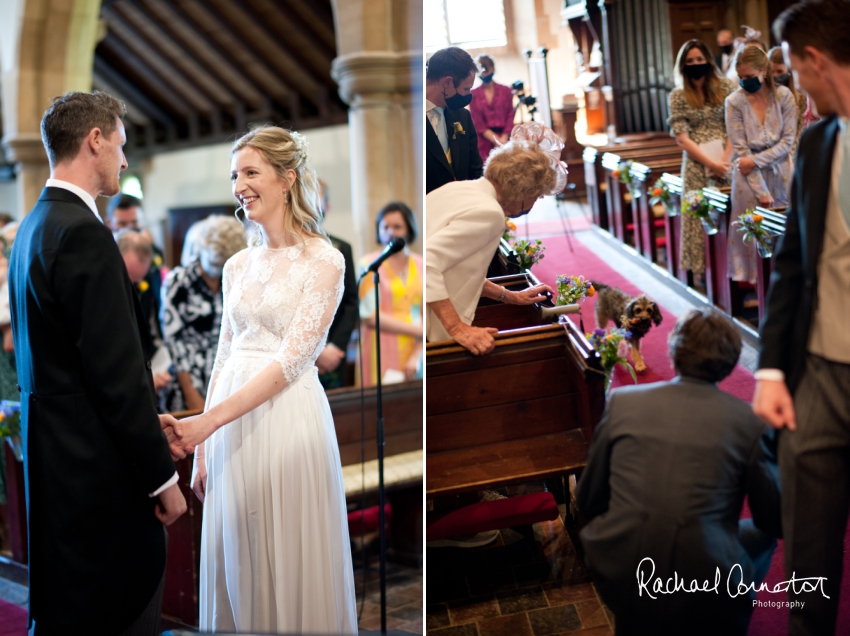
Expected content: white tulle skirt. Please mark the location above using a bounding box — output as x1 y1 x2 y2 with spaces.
199 350 358 634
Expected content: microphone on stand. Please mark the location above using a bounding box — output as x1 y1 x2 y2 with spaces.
359 237 406 280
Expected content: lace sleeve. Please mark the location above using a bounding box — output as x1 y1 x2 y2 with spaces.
273 246 344 383
211 259 236 375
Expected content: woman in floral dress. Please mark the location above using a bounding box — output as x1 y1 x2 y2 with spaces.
726 46 796 284
667 39 737 278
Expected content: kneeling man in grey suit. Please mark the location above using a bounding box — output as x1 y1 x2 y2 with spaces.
578 309 781 636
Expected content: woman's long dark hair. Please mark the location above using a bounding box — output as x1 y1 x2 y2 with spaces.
675 39 727 109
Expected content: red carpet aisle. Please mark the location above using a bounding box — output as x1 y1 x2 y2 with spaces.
0 597 25 636
534 232 850 635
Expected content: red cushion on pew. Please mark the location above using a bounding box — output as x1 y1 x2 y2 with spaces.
737 282 756 290
348 504 392 535
625 219 666 232
426 491 560 541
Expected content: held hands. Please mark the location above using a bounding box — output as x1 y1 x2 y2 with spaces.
736 156 757 176
176 413 217 453
508 283 554 306
155 482 187 526
753 379 797 431
159 414 187 461
450 322 498 356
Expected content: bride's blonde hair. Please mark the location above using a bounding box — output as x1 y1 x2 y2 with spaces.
230 125 328 247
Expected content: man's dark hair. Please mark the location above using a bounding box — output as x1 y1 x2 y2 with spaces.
773 0 850 64
0 213 14 226
375 201 419 245
40 91 126 167
107 193 142 218
426 47 477 86
668 309 742 383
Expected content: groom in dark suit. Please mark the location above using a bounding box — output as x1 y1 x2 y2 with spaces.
9 92 187 635
753 1 850 633
425 47 483 194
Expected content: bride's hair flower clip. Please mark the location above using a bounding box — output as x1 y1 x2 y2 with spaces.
510 122 569 196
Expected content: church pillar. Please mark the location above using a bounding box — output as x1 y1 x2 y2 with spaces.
1 0 101 215
330 0 423 258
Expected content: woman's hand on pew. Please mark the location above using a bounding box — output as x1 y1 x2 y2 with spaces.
450 323 499 356
736 156 757 176
507 283 554 306
753 380 797 431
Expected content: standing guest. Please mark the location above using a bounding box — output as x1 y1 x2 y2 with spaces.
316 178 358 389
754 1 850 633
469 55 515 161
668 39 736 282
725 27 767 82
726 45 797 284
8 90 186 635
579 309 781 635
426 47 483 194
715 29 735 74
161 216 246 412
359 202 423 385
769 46 809 158
426 123 560 355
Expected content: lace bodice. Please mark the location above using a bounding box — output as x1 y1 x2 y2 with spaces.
211 237 344 384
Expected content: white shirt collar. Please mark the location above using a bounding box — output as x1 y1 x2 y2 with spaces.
45 179 102 221
426 99 442 113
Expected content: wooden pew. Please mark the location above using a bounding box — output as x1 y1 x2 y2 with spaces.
661 173 685 282
487 238 521 278
702 187 734 314
753 207 787 323
426 321 605 499
630 159 683 265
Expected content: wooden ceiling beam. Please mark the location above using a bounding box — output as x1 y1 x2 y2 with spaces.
98 36 196 118
170 0 293 104
106 2 240 112
92 59 177 127
135 0 267 110
281 0 337 52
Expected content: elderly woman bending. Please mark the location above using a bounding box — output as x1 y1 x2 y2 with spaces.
426 124 565 356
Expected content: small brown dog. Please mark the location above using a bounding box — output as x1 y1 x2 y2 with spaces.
592 282 662 372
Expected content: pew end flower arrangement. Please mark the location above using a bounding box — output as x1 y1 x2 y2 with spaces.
683 190 718 235
732 209 774 258
587 328 638 392
513 238 546 272
650 178 675 216
555 274 595 306
503 217 517 242
0 401 22 461
612 160 638 199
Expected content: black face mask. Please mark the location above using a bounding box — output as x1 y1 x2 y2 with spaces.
774 73 791 87
720 44 733 55
684 63 711 80
444 84 473 109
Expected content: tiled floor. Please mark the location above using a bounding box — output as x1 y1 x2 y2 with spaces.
426 495 614 636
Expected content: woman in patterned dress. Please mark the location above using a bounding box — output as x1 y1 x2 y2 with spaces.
726 46 796 284
358 201 423 386
667 39 737 279
161 215 246 412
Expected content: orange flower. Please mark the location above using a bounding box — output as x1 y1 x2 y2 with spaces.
506 221 516 231
652 187 663 197
612 169 620 179
752 214 764 223
587 285 596 297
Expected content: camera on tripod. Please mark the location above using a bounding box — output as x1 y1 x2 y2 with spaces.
511 80 537 110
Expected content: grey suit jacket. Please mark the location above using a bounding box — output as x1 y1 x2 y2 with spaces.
577 377 781 635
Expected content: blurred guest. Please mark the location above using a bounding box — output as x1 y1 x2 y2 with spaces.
161 216 246 412
726 45 797 284
358 202 423 385
316 178 358 389
579 309 780 636
715 29 735 74
116 229 171 393
668 39 735 281
426 47 483 193
725 27 768 82
769 46 808 158
0 214 14 229
426 123 560 355
469 55 516 161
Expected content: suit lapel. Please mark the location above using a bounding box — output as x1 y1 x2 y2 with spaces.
804 117 840 277
426 117 454 177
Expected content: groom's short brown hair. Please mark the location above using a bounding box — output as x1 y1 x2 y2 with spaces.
40 91 126 167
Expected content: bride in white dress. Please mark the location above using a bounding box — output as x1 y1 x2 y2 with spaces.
180 125 358 633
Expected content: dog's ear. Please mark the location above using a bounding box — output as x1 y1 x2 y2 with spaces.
625 298 638 319
651 302 663 326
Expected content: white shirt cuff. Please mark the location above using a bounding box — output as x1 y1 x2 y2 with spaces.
149 471 179 498
754 369 785 383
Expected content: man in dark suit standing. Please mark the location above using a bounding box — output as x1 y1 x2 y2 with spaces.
425 47 484 194
579 309 781 635
753 2 850 633
9 92 187 635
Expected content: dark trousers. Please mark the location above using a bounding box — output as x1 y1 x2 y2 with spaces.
781 354 850 635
